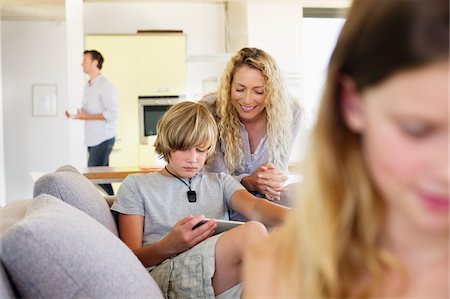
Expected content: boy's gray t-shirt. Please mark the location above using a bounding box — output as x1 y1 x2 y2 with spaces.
111 171 245 246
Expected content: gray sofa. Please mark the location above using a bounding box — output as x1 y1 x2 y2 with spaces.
0 165 163 298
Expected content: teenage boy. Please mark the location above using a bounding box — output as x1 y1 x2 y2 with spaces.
111 101 289 298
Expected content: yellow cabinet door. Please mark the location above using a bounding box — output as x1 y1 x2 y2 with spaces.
85 35 140 167
136 34 186 96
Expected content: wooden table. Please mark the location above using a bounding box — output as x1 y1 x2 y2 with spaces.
83 163 303 184
83 166 163 184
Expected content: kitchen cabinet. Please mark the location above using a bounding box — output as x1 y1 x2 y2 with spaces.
85 33 186 167
136 34 186 96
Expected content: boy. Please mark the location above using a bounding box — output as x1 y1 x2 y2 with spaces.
111 101 289 298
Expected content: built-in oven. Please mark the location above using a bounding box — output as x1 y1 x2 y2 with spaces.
138 96 184 144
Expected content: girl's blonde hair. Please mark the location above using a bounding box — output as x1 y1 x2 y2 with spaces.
154 101 218 162
273 0 449 297
214 47 299 173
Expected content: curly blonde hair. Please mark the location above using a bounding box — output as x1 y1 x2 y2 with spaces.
214 47 298 173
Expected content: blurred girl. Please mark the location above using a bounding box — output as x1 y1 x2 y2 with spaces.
243 0 449 297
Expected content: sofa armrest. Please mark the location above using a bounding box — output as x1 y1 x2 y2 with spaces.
33 165 118 236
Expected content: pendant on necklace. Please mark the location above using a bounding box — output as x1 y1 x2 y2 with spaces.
187 190 197 203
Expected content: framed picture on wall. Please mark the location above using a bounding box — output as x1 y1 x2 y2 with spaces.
32 84 57 117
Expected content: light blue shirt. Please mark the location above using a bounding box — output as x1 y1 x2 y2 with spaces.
82 74 118 146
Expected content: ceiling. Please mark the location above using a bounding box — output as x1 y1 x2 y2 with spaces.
0 0 350 21
0 0 231 21
0 0 64 21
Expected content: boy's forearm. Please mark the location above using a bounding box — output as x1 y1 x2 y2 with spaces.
132 239 176 268
252 199 290 227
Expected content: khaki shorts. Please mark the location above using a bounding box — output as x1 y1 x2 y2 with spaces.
149 234 220 299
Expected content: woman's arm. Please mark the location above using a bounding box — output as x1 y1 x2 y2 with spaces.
117 213 217 267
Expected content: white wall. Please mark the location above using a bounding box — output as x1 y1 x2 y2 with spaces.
247 2 302 80
0 17 5 206
302 17 345 127
66 0 86 170
2 21 70 202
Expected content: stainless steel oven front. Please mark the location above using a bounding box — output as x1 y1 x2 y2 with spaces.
138 96 183 144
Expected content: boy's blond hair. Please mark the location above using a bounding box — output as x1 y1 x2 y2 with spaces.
154 101 218 162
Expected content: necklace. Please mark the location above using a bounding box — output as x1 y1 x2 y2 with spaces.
164 166 197 202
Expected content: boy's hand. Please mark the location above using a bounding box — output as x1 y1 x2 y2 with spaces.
242 163 288 200
162 215 217 255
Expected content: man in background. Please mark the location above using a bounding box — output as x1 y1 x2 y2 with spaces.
66 50 118 195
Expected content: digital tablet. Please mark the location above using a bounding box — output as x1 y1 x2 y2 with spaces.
192 218 244 235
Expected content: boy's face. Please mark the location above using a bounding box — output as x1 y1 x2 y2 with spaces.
166 147 208 178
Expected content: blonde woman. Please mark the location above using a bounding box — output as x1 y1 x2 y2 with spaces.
203 48 302 217
243 0 449 298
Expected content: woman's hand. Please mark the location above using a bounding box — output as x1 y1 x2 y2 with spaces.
241 163 288 201
160 215 217 255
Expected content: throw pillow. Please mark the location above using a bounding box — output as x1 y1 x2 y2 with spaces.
1 194 163 299
33 165 118 235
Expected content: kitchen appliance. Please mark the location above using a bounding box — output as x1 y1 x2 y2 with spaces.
138 96 184 144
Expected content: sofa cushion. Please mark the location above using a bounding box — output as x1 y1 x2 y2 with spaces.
1 194 163 299
0 199 32 299
33 165 118 236
0 199 31 236
0 263 15 299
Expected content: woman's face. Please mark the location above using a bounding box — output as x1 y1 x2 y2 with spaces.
230 65 267 123
343 61 449 234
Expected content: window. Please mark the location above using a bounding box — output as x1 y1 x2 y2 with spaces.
302 9 346 127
